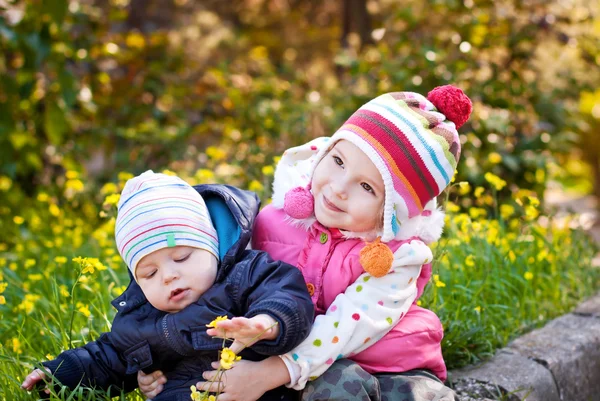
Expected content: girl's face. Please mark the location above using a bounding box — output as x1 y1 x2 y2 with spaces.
312 140 385 232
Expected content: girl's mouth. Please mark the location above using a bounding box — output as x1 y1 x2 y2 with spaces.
323 195 344 213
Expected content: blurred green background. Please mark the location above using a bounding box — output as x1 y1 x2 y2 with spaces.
1 0 600 235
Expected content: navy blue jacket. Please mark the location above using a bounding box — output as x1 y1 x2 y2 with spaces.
43 185 314 400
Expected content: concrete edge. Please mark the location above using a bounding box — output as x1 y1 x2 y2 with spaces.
448 292 600 401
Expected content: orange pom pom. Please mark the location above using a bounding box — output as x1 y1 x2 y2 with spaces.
359 238 394 278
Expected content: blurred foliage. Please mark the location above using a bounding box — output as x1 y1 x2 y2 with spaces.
1 0 600 240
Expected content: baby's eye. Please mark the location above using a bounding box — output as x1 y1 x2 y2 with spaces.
145 270 157 279
333 155 344 166
174 253 191 263
361 182 374 194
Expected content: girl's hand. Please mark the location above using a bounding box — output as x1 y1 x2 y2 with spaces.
21 368 50 393
207 315 279 354
137 370 167 399
196 357 290 401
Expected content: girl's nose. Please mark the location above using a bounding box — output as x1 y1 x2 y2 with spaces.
331 180 348 200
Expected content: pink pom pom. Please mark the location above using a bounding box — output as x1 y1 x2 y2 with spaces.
427 85 473 129
283 186 314 219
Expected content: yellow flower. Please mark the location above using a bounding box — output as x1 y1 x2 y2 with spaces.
12 337 22 354
46 354 54 361
474 306 481 313
262 165 275 176
524 271 534 280
77 303 91 318
0 176 12 191
13 216 24 225
525 205 539 220
220 347 241 370
65 179 84 192
0 282 7 293
65 170 79 179
474 186 485 198
527 196 540 208
28 274 43 281
161 169 177 176
465 255 475 267
195 169 215 183
458 181 471 195
508 250 516 263
189 385 215 401
446 201 460 213
37 192 49 202
248 180 264 192
0 295 5 305
206 315 228 328
101 182 118 195
500 204 515 220
25 259 36 269
484 172 507 191
82 264 94 274
118 172 134 182
488 152 502 164
54 256 67 264
49 203 60 217
103 193 121 207
60 285 70 298
206 146 226 161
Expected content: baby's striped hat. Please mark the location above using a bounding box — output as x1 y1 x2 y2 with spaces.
115 171 218 277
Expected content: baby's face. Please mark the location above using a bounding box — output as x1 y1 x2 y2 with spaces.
312 140 385 233
135 246 217 313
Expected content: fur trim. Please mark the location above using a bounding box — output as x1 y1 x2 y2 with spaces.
395 207 445 244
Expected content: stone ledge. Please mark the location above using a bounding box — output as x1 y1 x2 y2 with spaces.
449 292 600 401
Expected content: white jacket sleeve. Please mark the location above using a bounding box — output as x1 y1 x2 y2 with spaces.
280 239 433 390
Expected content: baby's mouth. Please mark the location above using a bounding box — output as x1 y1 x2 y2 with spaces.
169 288 189 300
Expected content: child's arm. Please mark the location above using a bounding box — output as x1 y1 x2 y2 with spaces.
21 333 138 396
145 250 313 358
233 250 315 355
281 239 432 389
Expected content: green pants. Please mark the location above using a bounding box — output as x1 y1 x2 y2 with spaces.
301 359 455 401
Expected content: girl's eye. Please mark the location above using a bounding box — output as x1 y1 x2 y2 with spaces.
361 182 374 194
333 155 344 166
146 270 157 279
174 253 191 263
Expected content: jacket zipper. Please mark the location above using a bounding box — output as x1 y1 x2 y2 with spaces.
161 315 188 356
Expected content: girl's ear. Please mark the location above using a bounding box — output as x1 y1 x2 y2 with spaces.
359 237 394 278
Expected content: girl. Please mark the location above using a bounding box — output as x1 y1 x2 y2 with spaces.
143 85 472 400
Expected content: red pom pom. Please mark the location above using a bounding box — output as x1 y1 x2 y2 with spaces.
427 85 472 129
283 186 314 219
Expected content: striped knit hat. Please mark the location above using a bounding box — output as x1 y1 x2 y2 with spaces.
115 171 219 278
283 85 472 242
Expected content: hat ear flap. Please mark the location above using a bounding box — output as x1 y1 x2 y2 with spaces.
283 185 314 219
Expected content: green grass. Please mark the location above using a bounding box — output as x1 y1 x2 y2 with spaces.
1 194 598 400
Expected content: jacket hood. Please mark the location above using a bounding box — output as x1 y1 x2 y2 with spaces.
194 184 261 280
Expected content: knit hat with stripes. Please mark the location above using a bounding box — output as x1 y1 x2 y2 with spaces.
115 171 219 278
283 85 472 243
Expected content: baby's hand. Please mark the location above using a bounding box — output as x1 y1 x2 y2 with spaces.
138 370 167 399
21 368 50 393
206 315 279 354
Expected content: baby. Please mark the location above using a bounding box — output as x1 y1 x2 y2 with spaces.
22 171 313 401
